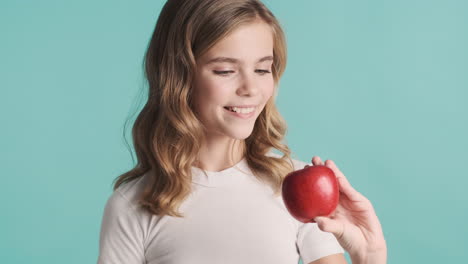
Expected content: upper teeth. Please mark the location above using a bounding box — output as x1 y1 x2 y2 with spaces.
227 106 255 114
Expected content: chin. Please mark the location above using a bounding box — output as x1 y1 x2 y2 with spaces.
224 126 255 140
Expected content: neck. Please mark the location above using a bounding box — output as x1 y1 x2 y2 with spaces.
194 134 245 172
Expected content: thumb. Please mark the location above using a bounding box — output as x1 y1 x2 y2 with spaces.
314 216 344 238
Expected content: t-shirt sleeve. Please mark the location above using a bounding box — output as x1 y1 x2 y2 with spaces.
97 190 146 264
296 221 344 263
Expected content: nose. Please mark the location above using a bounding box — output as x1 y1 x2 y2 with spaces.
236 72 259 97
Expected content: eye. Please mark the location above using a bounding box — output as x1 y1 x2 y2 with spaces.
255 69 271 75
213 70 234 76
213 69 272 76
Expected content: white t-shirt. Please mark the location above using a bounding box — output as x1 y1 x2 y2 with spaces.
97 153 344 264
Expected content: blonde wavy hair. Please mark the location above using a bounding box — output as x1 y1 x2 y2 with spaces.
113 0 296 217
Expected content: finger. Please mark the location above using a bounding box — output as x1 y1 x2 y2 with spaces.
324 159 346 180
337 177 365 202
314 216 344 239
328 208 339 218
326 211 337 220
311 156 324 166
325 160 367 202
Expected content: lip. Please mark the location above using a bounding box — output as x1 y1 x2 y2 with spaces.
224 105 257 108
223 106 256 119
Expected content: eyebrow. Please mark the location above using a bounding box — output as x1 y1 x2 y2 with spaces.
205 55 274 65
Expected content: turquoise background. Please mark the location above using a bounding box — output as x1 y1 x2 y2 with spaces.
1 0 467 263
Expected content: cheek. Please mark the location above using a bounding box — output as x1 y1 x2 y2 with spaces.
206 82 229 102
262 78 275 98
194 78 229 108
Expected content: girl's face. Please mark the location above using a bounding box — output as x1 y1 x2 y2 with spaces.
192 20 275 140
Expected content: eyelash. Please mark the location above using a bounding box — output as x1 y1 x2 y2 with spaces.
213 70 271 76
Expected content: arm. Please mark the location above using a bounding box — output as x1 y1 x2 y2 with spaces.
309 253 347 264
97 191 146 264
309 157 387 264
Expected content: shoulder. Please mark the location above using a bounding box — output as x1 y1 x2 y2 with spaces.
100 174 153 231
109 173 149 212
265 150 311 171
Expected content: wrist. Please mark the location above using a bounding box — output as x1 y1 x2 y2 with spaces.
350 244 387 264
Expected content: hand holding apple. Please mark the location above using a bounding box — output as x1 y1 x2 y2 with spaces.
311 156 387 264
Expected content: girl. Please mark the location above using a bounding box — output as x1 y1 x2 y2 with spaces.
97 0 386 263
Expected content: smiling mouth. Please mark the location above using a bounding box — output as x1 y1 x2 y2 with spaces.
224 106 235 112
223 106 256 114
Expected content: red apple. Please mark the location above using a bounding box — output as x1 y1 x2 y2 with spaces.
281 165 339 223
